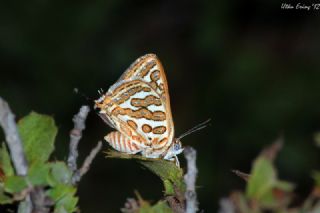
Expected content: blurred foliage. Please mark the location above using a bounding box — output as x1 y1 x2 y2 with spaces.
219 142 320 213
0 0 320 212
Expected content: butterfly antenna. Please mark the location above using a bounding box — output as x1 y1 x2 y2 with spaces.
98 88 105 95
74 88 92 101
178 118 211 140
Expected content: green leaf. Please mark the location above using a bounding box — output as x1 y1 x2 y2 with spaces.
140 160 184 195
0 143 14 177
149 201 172 213
47 184 78 213
27 162 50 186
18 112 57 163
137 196 172 213
54 206 68 213
105 150 185 195
246 156 276 200
48 162 72 186
0 185 13 204
4 175 28 193
56 192 78 213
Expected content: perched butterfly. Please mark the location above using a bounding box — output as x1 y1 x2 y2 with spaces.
94 54 208 166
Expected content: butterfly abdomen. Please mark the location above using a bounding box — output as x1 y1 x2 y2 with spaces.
105 131 141 154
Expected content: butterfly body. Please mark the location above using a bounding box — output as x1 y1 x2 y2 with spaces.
95 54 183 166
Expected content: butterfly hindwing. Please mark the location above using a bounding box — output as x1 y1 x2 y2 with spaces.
96 54 175 158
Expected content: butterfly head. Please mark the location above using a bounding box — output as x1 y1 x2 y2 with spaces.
94 92 111 111
164 138 184 160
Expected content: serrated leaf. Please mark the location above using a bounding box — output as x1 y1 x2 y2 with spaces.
27 162 50 186
48 162 72 186
18 112 57 163
47 184 78 213
0 143 14 177
4 176 28 193
246 156 276 200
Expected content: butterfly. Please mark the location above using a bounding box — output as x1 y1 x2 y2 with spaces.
94 53 186 166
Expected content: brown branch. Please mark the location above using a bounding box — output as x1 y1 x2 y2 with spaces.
67 105 90 173
184 146 199 213
0 97 32 213
71 141 102 184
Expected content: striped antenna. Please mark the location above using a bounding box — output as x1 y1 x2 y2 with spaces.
178 119 211 140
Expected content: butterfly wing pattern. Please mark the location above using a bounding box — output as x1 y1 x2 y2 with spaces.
95 54 184 166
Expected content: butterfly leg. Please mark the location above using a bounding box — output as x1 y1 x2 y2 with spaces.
105 131 143 154
172 155 180 167
165 155 180 167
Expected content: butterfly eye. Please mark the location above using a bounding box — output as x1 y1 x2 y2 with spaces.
174 143 181 151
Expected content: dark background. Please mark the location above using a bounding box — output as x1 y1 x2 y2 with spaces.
1 0 320 212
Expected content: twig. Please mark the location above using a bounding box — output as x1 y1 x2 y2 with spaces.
184 146 198 213
0 97 28 175
71 141 102 184
67 105 90 173
231 170 250 182
0 97 32 213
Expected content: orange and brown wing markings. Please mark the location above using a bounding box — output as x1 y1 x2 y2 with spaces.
158 137 168 146
142 124 152 133
127 120 138 130
139 60 157 78
126 137 133 151
143 87 151 92
119 55 156 81
113 85 151 105
150 70 161 81
132 142 139 150
112 107 166 121
152 111 166 121
131 95 161 108
152 126 167 134
149 82 157 90
122 135 127 152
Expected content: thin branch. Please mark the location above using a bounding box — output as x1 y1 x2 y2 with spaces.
184 146 198 213
0 97 32 213
0 97 28 175
72 141 102 185
231 170 250 182
67 105 90 173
